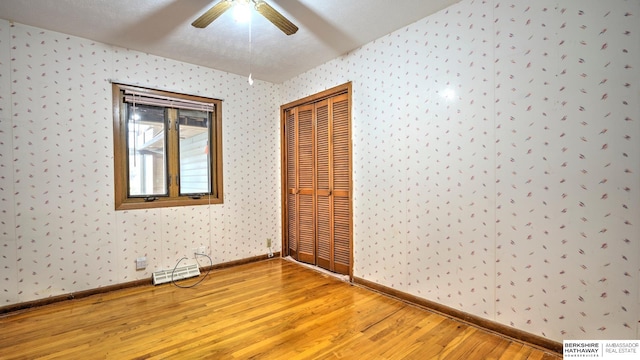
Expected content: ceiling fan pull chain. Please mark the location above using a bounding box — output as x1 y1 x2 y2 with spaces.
248 8 254 85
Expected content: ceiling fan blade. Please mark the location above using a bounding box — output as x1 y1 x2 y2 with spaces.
254 1 299 35
192 0 233 28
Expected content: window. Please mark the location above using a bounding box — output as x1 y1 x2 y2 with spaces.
112 84 223 210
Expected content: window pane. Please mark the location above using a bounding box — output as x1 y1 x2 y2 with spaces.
178 109 211 195
127 104 167 197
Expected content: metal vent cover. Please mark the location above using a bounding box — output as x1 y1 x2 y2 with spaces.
152 264 200 285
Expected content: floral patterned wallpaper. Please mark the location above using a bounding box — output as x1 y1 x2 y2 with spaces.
0 21 282 304
282 0 639 343
493 0 639 341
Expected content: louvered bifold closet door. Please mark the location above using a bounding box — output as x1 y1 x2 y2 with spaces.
286 109 298 259
284 86 351 274
331 94 351 275
297 104 316 264
315 100 332 270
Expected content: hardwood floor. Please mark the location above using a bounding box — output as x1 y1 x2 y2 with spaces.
0 258 561 359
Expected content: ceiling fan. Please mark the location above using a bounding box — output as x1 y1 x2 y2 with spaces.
192 0 299 35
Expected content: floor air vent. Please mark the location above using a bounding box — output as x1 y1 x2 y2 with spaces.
152 264 200 285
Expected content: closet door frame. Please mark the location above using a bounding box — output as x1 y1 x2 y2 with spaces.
280 82 353 279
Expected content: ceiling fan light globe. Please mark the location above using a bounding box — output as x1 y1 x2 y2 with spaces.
233 0 252 23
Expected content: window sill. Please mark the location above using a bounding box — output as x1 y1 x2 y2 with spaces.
115 196 223 211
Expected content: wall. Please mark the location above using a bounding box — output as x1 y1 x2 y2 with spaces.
0 20 282 305
282 0 639 342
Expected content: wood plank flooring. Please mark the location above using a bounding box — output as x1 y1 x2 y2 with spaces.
0 258 562 359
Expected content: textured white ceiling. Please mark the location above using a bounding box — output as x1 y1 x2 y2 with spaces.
0 0 460 83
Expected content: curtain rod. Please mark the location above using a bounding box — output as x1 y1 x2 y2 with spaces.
107 79 224 102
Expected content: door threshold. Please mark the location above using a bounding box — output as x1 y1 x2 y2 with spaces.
283 256 351 283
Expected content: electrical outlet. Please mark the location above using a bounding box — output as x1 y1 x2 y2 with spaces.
135 257 147 270
267 238 274 258
192 246 207 256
